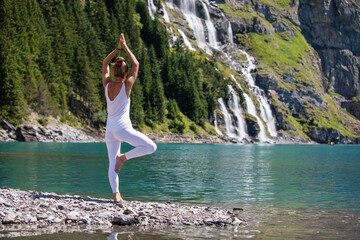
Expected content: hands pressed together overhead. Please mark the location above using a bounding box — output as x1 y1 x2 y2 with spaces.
118 33 126 49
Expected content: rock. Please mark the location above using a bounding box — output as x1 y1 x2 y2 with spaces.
57 205 65 210
232 217 243 226
233 207 243 211
123 207 136 215
341 100 360 120
98 211 113 218
299 0 360 100
66 211 79 221
2 212 19 224
244 113 260 138
24 215 37 223
112 214 136 225
1 119 15 131
16 125 39 142
37 213 48 220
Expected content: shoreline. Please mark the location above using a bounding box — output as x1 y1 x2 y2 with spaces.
0 187 246 238
0 119 312 145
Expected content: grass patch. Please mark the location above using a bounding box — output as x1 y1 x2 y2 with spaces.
306 97 359 138
248 31 322 91
37 117 48 127
356 94 360 101
59 111 80 128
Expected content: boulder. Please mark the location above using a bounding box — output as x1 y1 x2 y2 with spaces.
244 113 260 138
16 125 39 142
1 119 15 131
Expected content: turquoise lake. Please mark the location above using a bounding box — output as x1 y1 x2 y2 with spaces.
0 142 360 239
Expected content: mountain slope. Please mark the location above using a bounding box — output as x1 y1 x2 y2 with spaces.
154 0 360 143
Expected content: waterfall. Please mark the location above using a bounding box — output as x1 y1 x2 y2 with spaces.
228 85 248 140
227 21 234 44
147 0 156 19
200 1 218 49
163 4 170 23
218 98 236 138
258 95 277 137
178 29 196 51
214 113 222 135
243 93 268 142
239 50 277 137
167 0 217 54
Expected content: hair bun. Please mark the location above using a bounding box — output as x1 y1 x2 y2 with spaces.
115 57 125 64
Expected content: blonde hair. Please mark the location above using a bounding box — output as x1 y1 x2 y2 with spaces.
112 57 128 78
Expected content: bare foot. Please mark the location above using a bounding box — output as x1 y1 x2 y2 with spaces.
115 154 127 174
113 192 123 202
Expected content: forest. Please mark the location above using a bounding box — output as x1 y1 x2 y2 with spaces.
0 0 229 134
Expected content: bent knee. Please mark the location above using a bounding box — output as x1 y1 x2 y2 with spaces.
148 141 157 153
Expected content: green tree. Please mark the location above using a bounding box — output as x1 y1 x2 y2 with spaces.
0 1 25 125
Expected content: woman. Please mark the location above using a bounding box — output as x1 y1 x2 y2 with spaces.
102 33 157 202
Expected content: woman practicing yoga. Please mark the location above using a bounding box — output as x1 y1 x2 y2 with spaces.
102 33 157 202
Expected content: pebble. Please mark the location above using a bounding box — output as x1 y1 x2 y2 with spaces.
0 187 247 237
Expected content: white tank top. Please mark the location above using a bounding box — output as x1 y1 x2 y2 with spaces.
105 82 131 130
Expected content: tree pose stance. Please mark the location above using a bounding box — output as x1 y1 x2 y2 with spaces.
102 34 157 202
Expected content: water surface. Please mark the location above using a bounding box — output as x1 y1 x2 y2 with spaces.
0 142 359 239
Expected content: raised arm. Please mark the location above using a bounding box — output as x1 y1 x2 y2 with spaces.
120 34 139 86
102 43 121 89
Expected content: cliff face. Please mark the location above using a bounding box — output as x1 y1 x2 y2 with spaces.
156 0 360 143
219 0 360 143
298 0 360 119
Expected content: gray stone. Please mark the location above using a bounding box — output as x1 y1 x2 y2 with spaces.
2 212 19 224
232 217 243 226
123 207 136 215
66 211 79 221
1 119 15 131
98 211 113 218
25 215 37 223
57 205 65 210
112 214 136 225
16 125 39 142
37 213 48 220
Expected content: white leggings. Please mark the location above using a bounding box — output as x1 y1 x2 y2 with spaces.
105 127 157 193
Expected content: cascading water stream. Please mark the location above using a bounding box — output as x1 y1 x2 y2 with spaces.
200 1 218 49
147 0 156 19
243 94 268 142
227 21 234 44
167 0 217 54
218 98 236 138
228 85 249 140
239 50 277 137
214 113 222 135
178 29 196 51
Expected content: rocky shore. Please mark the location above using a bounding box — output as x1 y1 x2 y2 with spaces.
0 115 311 144
0 187 246 238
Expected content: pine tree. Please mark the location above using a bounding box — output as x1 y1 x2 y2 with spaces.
0 1 26 125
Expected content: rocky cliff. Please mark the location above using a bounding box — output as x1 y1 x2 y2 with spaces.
153 0 360 143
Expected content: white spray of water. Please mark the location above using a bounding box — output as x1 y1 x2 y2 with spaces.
227 21 234 44
200 1 218 49
163 4 170 23
218 98 236 138
178 29 196 51
243 93 268 142
214 112 222 135
239 50 277 137
147 0 156 19
228 85 249 140
167 0 218 54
